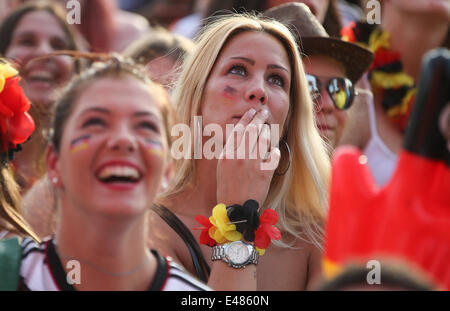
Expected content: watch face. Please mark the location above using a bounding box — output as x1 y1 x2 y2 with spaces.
227 242 250 265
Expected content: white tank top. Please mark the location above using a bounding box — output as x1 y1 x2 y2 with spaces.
363 98 398 186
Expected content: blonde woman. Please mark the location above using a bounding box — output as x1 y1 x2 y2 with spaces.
148 14 330 290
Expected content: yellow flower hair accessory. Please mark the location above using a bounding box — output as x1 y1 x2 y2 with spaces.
0 63 18 93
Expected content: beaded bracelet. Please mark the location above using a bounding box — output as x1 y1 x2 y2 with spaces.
194 200 281 255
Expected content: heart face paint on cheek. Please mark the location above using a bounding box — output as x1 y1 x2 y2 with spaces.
222 85 237 100
70 134 91 154
144 138 165 158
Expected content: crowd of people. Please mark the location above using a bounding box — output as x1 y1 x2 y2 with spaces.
0 0 449 291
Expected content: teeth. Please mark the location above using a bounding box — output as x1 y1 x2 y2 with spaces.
28 70 54 81
98 166 140 181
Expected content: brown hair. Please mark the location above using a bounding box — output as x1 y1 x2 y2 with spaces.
124 27 195 66
0 166 40 242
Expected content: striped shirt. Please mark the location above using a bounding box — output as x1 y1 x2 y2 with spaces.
18 237 210 291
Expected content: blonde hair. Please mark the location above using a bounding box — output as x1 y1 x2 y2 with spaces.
160 14 330 250
0 166 40 242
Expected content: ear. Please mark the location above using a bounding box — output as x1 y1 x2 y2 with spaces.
161 160 173 191
46 144 63 188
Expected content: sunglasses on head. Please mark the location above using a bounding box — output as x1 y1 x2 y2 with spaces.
306 74 355 110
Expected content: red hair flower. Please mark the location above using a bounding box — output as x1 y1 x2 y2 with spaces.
0 62 35 153
254 209 281 255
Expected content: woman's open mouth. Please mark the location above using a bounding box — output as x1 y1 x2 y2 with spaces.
25 68 58 89
95 162 144 190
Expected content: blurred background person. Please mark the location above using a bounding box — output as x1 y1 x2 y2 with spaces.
208 0 343 36
339 0 450 186
170 0 343 39
15 0 152 52
336 0 363 26
137 0 195 28
124 27 195 90
265 2 373 152
170 0 211 39
65 0 152 52
0 0 22 22
0 1 81 193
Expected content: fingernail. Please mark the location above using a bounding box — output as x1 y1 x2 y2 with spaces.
260 109 269 118
248 108 256 117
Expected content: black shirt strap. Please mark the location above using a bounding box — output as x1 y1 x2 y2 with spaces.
151 204 210 283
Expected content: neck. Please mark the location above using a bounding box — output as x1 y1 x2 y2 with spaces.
56 204 155 290
167 159 218 218
382 7 449 81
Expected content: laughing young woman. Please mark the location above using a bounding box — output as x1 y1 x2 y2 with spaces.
2 58 209 291
148 14 331 290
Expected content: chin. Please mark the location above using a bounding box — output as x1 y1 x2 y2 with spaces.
94 201 148 220
27 92 54 107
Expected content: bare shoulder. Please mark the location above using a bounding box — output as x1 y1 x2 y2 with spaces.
147 207 182 260
146 205 199 276
257 236 322 291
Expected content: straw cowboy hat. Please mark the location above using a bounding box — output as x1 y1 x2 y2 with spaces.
265 2 373 83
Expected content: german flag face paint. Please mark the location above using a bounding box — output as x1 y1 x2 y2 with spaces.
144 138 165 158
222 85 237 100
70 134 91 154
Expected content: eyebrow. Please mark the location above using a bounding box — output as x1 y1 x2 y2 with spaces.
133 111 158 118
268 64 289 73
80 107 158 118
230 56 255 65
14 31 34 37
81 107 110 116
229 56 289 73
15 30 67 41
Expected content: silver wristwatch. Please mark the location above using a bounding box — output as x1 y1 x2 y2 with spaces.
211 241 259 269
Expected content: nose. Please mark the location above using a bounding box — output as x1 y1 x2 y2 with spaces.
106 125 138 153
245 76 267 105
315 90 334 113
23 42 55 68
32 41 54 57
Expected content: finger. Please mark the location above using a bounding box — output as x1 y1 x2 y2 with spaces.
255 124 271 158
247 108 269 137
239 123 259 160
233 108 257 138
237 109 269 155
222 108 256 159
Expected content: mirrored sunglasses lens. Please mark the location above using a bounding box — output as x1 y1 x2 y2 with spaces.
328 78 353 110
